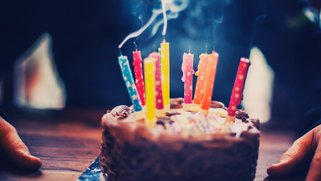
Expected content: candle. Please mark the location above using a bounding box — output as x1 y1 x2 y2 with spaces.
133 50 146 106
226 58 250 122
118 55 144 119
144 57 156 127
149 52 165 117
193 53 209 105
160 41 170 112
200 51 219 112
181 52 194 107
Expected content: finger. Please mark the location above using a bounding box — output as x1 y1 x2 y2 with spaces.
4 131 42 170
267 130 314 177
306 144 321 181
0 118 42 170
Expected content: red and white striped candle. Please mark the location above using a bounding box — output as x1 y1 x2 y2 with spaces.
227 58 250 122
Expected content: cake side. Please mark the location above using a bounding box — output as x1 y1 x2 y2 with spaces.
100 99 260 181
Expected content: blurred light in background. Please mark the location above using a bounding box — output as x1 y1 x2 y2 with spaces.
14 34 66 110
243 47 274 123
303 6 321 28
304 7 316 22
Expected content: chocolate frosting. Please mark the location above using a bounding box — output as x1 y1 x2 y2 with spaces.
110 105 132 119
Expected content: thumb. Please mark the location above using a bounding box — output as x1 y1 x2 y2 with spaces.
0 118 42 170
6 133 42 170
267 131 314 178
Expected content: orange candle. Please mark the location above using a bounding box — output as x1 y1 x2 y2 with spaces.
193 53 209 105
200 51 219 112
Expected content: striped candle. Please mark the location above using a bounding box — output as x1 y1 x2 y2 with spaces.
200 51 219 112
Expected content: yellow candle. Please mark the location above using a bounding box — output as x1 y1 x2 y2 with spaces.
144 57 156 127
193 53 209 105
160 41 170 112
200 51 219 112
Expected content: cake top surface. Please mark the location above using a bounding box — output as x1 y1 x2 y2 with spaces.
102 98 260 141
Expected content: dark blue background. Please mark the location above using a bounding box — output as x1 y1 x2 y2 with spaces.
0 0 320 128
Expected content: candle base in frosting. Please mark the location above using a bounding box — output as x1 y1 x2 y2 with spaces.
183 103 193 110
183 103 202 112
226 115 235 123
156 109 166 118
164 105 170 113
134 111 145 121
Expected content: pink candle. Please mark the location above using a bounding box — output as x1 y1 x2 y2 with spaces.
149 52 164 111
227 58 250 122
181 52 194 104
133 50 145 106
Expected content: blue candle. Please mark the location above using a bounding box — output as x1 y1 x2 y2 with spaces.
118 55 143 113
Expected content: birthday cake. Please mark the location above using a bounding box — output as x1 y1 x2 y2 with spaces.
100 98 260 181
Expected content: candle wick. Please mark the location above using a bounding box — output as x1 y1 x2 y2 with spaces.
119 49 123 56
205 43 208 54
133 42 138 51
162 35 166 43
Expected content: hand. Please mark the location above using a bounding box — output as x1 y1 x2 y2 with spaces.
267 125 321 180
0 116 42 170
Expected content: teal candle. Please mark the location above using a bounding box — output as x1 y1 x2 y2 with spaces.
118 55 143 112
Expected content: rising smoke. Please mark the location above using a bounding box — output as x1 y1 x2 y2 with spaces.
118 0 190 49
119 0 226 52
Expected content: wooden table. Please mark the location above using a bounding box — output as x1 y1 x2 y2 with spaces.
0 112 303 181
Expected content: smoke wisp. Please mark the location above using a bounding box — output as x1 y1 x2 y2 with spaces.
118 0 190 49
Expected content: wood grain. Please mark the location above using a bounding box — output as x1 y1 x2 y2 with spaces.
0 115 305 181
